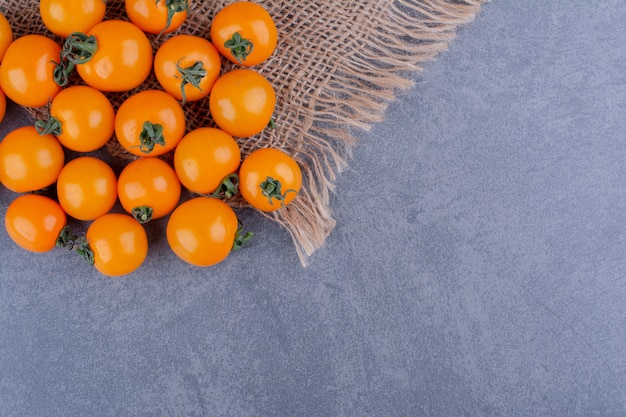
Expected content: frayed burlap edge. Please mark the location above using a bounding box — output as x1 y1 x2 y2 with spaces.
1 0 488 266
267 0 488 265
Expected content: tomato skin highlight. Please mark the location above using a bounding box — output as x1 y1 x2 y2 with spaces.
211 1 277 67
115 89 187 157
0 12 13 63
239 148 302 212
45 85 115 152
117 157 181 222
154 34 221 103
76 19 153 92
5 194 67 253
209 69 276 138
0 34 62 108
173 127 241 195
40 0 106 38
86 213 148 277
56 157 118 221
0 126 65 193
166 197 239 267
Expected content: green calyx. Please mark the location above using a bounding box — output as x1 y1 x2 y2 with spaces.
53 32 98 87
209 173 239 199
232 221 254 251
224 32 254 64
260 176 297 208
175 59 207 105
56 226 95 266
156 0 189 34
132 206 154 224
35 115 62 137
138 121 166 154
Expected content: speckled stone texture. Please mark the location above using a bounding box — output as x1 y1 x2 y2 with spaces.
1 1 625 416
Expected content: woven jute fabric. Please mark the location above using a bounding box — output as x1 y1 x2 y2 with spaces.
1 0 487 266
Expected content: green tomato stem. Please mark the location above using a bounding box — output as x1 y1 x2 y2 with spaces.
132 206 154 224
209 173 239 199
259 176 297 208
138 121 166 154
224 32 254 64
175 59 207 105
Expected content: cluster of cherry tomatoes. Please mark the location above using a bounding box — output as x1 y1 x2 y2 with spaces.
0 1 303 276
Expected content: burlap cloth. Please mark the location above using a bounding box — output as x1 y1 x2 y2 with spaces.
1 0 486 266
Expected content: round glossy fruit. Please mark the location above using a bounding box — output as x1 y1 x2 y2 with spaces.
125 0 189 35
154 34 221 104
76 19 153 92
115 89 186 157
5 194 67 253
56 157 118 221
0 34 62 107
86 213 148 276
173 127 241 195
166 197 240 267
211 1 277 66
0 12 13 62
40 0 106 38
238 147 302 212
117 157 181 223
208 69 275 138
0 126 64 193
37 85 115 152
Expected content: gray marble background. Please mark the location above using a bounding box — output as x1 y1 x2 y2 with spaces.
1 1 625 416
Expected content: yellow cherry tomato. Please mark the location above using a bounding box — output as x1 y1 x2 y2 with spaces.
125 0 189 35
210 1 277 67
166 197 244 267
238 148 302 212
40 0 106 38
154 34 221 104
85 213 148 277
0 34 62 108
115 89 186 157
56 157 118 221
117 157 181 223
76 19 153 92
173 127 241 195
0 126 65 193
0 12 13 62
36 85 115 152
5 194 67 253
208 69 276 138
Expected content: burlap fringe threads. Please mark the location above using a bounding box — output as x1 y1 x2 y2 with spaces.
272 0 487 265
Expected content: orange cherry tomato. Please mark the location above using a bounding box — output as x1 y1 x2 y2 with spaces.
0 34 61 108
0 86 6 123
210 1 277 67
40 0 106 38
154 34 221 104
56 156 118 221
35 85 115 152
173 127 241 195
166 197 244 267
76 19 153 92
125 0 189 35
115 89 186 157
85 213 148 276
209 69 276 138
238 148 302 212
0 126 65 193
5 194 67 253
0 12 13 62
117 157 181 223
